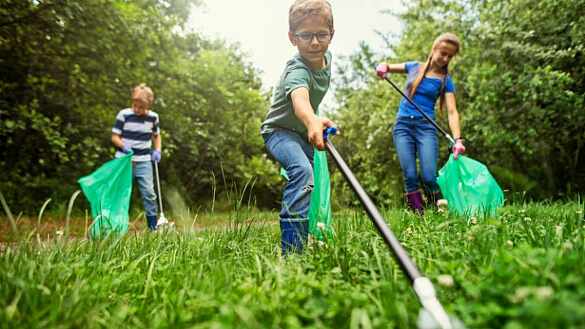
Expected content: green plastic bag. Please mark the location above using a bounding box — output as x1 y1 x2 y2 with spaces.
308 150 333 240
78 153 133 239
279 149 333 240
437 154 504 218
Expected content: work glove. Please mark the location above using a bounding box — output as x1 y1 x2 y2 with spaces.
375 63 389 79
452 139 466 160
152 149 161 163
121 145 132 154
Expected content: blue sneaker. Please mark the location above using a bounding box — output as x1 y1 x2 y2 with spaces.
146 215 158 231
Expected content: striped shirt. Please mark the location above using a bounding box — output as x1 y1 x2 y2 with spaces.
112 108 160 162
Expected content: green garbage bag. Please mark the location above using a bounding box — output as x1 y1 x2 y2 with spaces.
437 154 504 218
279 149 333 240
78 153 133 239
308 150 333 240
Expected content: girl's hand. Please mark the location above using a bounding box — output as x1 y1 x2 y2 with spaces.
452 139 466 159
308 117 335 150
376 63 390 79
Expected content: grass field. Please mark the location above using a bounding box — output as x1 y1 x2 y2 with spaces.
1 202 584 329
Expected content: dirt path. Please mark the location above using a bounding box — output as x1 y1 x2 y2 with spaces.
0 215 276 244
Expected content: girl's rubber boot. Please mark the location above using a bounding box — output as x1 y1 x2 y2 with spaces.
280 219 309 256
406 190 425 215
146 215 158 231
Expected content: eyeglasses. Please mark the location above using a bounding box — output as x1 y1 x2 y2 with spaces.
294 31 332 43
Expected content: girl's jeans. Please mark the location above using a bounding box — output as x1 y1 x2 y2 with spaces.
133 161 158 217
392 116 440 194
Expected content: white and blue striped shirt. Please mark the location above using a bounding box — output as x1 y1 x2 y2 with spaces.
112 108 160 162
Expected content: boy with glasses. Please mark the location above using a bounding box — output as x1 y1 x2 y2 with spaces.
261 0 336 255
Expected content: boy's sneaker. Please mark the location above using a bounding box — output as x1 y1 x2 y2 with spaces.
146 215 158 231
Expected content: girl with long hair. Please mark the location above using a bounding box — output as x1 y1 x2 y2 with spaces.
376 33 466 214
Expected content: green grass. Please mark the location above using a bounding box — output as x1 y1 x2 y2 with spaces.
1 202 584 328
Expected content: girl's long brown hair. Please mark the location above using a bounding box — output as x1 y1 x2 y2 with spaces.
408 33 460 114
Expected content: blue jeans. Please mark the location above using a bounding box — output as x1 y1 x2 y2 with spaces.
264 129 313 254
133 161 158 217
393 116 440 194
263 129 314 221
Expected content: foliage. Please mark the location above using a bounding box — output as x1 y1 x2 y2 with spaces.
331 43 405 208
2 0 585 214
462 0 585 198
1 202 584 328
332 0 585 202
0 0 276 212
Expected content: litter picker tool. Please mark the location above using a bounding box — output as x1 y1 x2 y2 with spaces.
323 127 464 329
383 76 456 146
153 160 174 229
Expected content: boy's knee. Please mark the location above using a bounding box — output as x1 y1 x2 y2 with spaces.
291 162 313 182
147 192 157 202
299 163 313 179
141 185 156 201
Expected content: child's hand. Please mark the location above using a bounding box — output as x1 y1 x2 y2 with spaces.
121 145 132 154
452 139 466 159
376 63 390 79
308 117 335 150
152 150 161 163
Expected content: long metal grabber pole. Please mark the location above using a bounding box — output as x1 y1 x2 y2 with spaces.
384 77 456 146
154 161 165 217
323 127 455 329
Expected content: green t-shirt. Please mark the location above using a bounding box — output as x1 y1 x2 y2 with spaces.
260 51 332 140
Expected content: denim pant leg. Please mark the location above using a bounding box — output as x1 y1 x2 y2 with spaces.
416 121 440 193
393 118 419 193
133 161 158 217
263 130 314 221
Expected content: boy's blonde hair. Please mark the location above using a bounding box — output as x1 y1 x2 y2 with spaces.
132 83 154 105
289 0 333 33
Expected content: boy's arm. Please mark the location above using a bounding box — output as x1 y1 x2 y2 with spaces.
112 133 132 154
112 110 129 152
111 133 125 149
152 133 161 151
290 87 334 150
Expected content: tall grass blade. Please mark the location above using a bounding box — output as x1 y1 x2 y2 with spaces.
0 189 17 234
210 170 216 213
65 190 82 237
37 198 52 228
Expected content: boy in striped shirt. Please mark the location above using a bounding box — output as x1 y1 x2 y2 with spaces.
111 84 162 231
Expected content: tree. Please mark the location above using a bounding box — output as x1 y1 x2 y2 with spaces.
0 0 277 212
332 0 585 201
